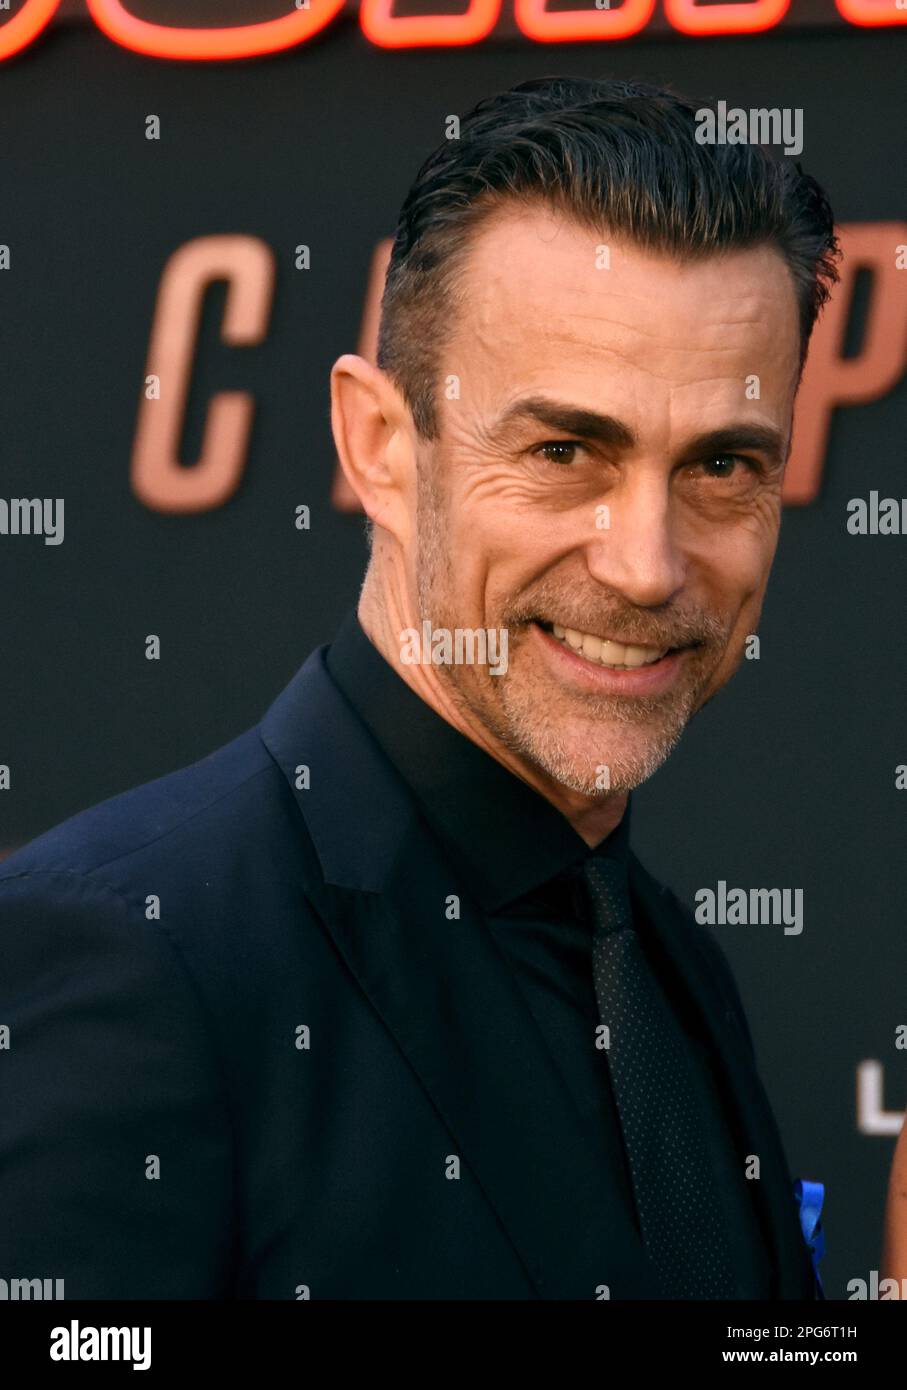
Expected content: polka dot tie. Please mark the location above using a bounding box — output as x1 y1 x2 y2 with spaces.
581 854 736 1299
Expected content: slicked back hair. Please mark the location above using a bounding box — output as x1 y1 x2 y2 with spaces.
375 75 840 444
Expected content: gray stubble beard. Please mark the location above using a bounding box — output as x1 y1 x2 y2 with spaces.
414 464 720 797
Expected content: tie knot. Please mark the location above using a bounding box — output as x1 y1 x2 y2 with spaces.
580 854 634 937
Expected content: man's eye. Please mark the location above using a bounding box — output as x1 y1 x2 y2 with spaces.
697 454 751 480
532 440 586 466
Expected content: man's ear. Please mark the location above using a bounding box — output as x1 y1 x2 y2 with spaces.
330 354 416 547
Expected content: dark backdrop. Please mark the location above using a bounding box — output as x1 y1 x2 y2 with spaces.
1 14 905 1300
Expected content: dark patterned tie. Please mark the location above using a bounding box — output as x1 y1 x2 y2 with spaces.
581 854 736 1299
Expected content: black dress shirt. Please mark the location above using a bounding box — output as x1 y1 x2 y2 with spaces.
326 607 774 1298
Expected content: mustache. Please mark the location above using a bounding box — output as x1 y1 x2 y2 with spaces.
504 599 728 650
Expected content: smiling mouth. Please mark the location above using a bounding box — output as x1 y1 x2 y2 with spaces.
535 620 681 670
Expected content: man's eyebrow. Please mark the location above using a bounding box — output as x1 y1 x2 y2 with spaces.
487 397 786 468
487 397 637 450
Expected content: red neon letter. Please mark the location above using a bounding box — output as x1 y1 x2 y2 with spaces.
835 0 907 24
132 236 274 514
514 0 653 42
664 0 789 35
360 0 502 48
85 0 344 60
784 223 907 506
0 0 60 62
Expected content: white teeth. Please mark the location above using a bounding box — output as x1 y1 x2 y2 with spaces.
544 622 668 669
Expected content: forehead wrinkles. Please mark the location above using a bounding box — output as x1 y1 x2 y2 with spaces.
449 314 788 436
454 217 797 367
468 274 789 369
442 218 800 450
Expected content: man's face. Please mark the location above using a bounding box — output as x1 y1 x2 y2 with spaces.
410 204 801 795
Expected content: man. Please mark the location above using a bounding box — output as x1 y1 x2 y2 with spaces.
0 76 838 1299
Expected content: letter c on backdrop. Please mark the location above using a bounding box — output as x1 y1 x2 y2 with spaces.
131 235 275 514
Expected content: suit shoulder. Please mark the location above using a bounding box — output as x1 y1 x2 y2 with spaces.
0 717 330 1041
0 723 307 914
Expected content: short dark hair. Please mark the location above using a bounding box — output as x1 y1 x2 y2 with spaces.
376 75 840 441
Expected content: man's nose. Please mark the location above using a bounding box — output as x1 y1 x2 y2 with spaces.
584 473 686 609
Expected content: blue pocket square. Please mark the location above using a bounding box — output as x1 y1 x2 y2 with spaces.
794 1178 826 1298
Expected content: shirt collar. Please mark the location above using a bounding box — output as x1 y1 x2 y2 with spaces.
325 607 633 912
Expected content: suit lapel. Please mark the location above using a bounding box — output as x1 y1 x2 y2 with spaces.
629 857 815 1299
261 644 813 1300
330 820 671 1299
261 646 664 1299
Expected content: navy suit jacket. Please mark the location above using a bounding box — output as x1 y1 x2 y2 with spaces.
0 641 818 1299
